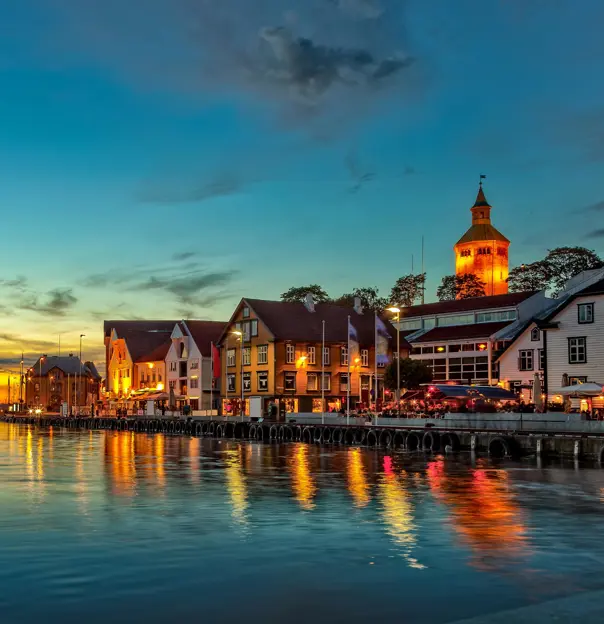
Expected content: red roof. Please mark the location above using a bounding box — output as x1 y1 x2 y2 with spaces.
229 298 410 350
399 292 537 320
185 320 228 357
411 321 511 343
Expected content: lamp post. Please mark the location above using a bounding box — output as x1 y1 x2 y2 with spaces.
232 330 244 422
387 307 401 416
39 355 46 410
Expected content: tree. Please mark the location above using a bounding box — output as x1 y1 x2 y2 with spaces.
389 273 426 307
437 275 457 301
507 261 550 293
280 284 330 303
456 273 486 299
384 358 433 391
333 287 388 312
508 247 604 295
437 274 486 300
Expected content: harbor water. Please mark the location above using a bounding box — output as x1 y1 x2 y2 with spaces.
2 422 604 623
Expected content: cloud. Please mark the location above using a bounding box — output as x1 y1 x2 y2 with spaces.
18 288 78 317
172 251 197 261
582 200 604 213
138 172 245 204
345 150 375 193
585 228 604 240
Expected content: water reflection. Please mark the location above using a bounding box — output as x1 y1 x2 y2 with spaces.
288 444 317 510
224 446 249 526
427 457 528 568
346 448 371 508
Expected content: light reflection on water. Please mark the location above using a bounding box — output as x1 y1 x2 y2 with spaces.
2 423 604 623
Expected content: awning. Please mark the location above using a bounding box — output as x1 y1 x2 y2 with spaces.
554 382 603 397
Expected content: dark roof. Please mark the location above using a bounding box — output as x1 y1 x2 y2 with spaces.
537 277 604 326
231 298 410 349
399 291 537 320
84 361 101 380
30 355 99 378
185 321 228 357
104 320 177 339
573 277 604 297
473 185 491 208
410 321 511 343
120 329 173 363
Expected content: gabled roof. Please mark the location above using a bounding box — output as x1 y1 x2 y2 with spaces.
104 320 178 339
30 355 99 378
120 329 173 363
222 298 410 349
537 277 604 327
410 321 511 343
184 320 228 357
399 291 537 320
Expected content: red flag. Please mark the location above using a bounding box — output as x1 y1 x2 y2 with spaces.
212 342 221 378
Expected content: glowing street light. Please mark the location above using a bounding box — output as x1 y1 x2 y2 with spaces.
232 330 244 421
387 307 401 416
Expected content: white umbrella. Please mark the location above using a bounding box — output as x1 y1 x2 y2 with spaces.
555 382 603 397
533 373 544 411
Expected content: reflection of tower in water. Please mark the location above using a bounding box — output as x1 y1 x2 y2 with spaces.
426 458 528 568
288 444 317 510
379 457 425 569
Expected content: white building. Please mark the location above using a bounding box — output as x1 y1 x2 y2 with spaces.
497 268 604 404
165 320 226 412
397 291 551 384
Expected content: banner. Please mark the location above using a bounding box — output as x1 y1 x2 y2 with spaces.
348 318 360 365
375 315 391 366
212 342 221 378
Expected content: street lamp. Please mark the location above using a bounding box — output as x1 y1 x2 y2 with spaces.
232 330 244 422
39 355 46 410
387 307 401 416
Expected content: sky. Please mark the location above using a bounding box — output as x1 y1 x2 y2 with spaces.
1 0 604 387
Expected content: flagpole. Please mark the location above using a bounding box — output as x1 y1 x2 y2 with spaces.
210 342 214 417
347 315 350 426
375 311 379 427
321 320 325 426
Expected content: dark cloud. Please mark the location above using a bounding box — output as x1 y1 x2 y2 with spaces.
18 288 78 317
172 251 197 261
583 200 604 213
585 228 604 240
138 172 244 205
0 275 28 291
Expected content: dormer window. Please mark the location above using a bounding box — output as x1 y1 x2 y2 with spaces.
530 327 540 342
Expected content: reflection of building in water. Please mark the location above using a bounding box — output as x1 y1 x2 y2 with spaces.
224 447 249 526
104 432 137 496
288 444 316 510
427 458 527 568
346 448 371 508
379 458 425 569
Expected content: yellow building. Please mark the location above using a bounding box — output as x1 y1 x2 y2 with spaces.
454 183 510 297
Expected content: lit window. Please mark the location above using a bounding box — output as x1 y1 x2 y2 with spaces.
257 345 268 365
227 349 236 367
307 346 316 365
361 349 369 366
578 303 594 324
568 337 587 364
286 344 295 364
519 350 534 371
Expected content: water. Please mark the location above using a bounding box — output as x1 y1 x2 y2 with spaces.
2 423 604 623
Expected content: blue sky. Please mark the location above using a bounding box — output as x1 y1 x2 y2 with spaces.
1 0 604 376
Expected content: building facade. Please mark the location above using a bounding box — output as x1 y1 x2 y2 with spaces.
165 320 226 411
25 355 101 410
218 297 409 415
454 183 510 297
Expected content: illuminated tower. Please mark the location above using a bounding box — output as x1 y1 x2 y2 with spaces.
454 182 510 297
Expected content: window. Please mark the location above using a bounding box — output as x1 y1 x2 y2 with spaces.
169 380 176 390
286 344 295 364
448 344 462 353
169 361 177 372
437 313 475 327
307 373 319 391
530 328 540 342
251 319 258 337
257 371 269 391
323 347 330 366
539 349 545 371
227 349 236 367
399 319 421 331
341 346 348 366
242 347 251 366
189 378 199 389
284 372 296 391
460 249 471 257
190 359 199 370
519 350 534 371
448 356 489 382
568 337 587 364
578 303 594 324
476 310 517 323
421 346 434 354
242 306 250 318
227 374 236 392
570 376 587 385
257 345 268 365
307 346 316 365
321 373 331 391
243 372 251 392
361 349 369 367
339 373 349 393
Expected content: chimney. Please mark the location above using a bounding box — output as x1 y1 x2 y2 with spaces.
354 297 363 315
304 293 315 313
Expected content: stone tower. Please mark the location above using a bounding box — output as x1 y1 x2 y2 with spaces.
454 183 510 297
